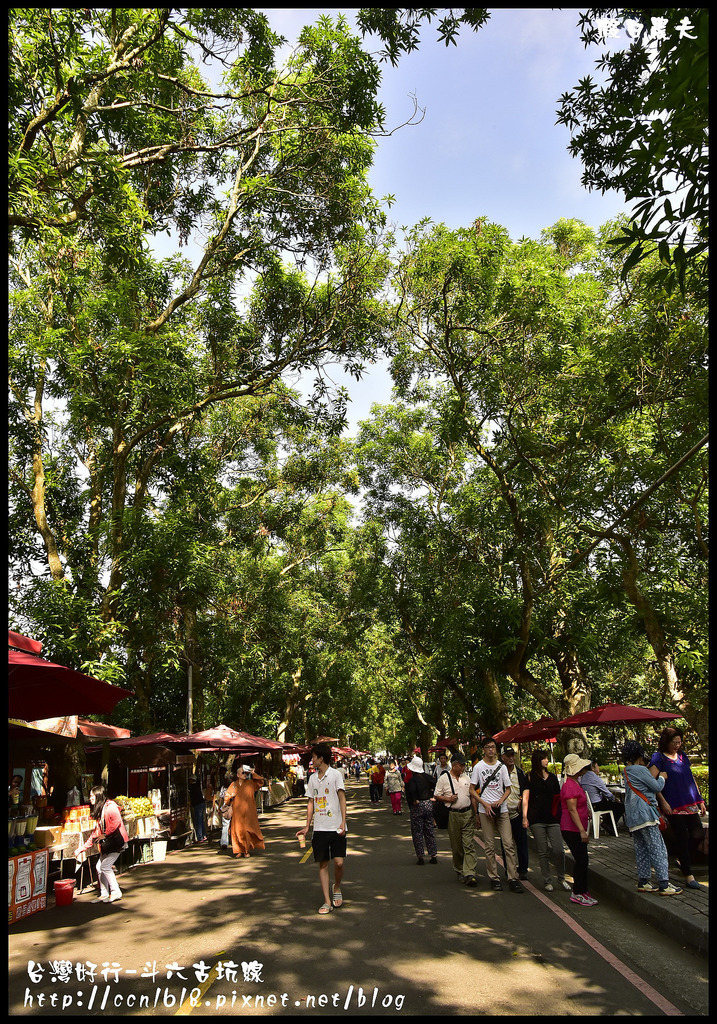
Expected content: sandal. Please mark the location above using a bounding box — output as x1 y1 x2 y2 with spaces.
332 888 343 908
318 903 332 915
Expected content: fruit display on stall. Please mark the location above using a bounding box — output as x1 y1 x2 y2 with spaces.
114 796 155 819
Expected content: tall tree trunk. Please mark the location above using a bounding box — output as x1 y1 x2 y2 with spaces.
619 536 708 753
277 664 303 742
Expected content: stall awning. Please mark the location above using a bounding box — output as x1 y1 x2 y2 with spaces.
77 718 131 740
8 629 43 655
9 643 134 719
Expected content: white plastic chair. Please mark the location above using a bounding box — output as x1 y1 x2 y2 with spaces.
586 792 618 838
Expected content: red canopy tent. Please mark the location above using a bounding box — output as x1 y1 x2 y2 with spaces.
9 631 134 720
109 731 189 748
181 724 284 752
77 718 131 740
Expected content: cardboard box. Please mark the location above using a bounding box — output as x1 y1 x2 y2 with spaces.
33 826 62 848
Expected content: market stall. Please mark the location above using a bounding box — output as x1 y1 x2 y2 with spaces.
180 725 291 813
8 629 133 921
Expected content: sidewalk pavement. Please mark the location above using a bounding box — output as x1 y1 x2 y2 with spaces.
524 822 709 957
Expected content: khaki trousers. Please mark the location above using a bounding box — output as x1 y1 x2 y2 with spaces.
447 808 478 877
479 811 518 881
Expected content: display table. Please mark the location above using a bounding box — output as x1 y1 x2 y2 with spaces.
50 815 166 881
8 849 49 925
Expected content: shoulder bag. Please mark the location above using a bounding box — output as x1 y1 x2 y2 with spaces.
432 774 454 830
221 785 235 820
624 771 667 831
99 805 126 854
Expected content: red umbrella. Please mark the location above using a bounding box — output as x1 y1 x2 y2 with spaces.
556 703 681 728
9 647 133 719
182 723 284 751
495 717 562 743
493 720 539 743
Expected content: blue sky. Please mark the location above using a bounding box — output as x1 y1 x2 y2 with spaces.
261 9 630 430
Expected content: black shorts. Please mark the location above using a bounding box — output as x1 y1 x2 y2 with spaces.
312 830 347 863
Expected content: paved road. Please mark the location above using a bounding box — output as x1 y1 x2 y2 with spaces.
8 778 708 1016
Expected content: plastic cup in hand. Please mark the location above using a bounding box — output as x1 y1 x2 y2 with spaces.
298 833 306 849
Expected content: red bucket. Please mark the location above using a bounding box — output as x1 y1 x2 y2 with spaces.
54 879 76 906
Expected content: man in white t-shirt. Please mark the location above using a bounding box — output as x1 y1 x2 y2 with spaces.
469 738 524 893
297 743 348 915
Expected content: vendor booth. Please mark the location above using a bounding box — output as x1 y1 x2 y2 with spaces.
8 630 133 923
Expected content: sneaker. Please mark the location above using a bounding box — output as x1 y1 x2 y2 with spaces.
637 881 660 892
581 893 598 905
416 856 424 865
465 875 478 887
508 879 525 893
544 882 554 892
559 880 572 891
108 893 123 903
490 878 503 891
659 883 683 895
569 893 594 906
685 879 703 890
91 897 109 904
429 856 438 864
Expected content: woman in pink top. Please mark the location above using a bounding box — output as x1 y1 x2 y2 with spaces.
76 785 129 904
560 754 596 907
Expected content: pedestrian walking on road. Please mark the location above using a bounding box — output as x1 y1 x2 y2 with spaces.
188 775 208 844
560 754 597 907
527 750 571 892
224 765 265 859
622 739 682 896
385 760 405 814
404 755 438 865
435 752 478 885
500 746 530 879
470 738 524 893
369 761 385 804
297 743 348 914
217 771 235 851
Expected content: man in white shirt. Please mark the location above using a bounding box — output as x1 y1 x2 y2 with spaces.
470 738 524 893
297 743 348 915
435 752 478 886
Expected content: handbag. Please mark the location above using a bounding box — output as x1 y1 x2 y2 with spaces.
99 803 126 854
221 784 235 820
100 827 125 854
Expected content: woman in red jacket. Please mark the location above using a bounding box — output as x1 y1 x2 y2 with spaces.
77 785 129 904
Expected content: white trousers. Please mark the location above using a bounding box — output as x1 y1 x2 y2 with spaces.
97 850 122 898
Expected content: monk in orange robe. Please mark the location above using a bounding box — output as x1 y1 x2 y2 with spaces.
225 767 265 857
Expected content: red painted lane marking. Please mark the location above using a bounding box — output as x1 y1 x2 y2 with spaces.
474 834 683 1016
